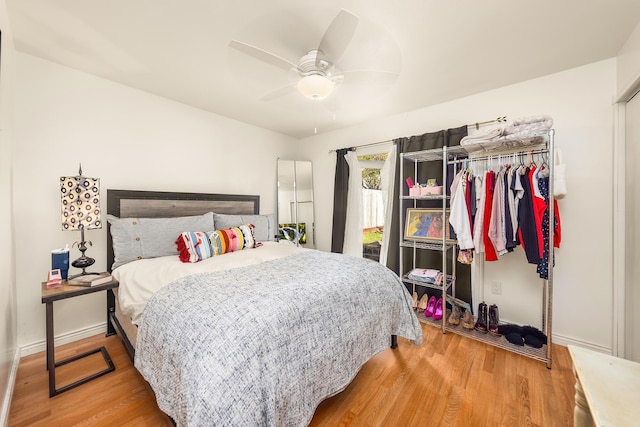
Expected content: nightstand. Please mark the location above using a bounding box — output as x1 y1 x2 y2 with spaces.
41 277 119 397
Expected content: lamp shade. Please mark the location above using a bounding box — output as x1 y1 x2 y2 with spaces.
60 174 101 231
297 75 335 100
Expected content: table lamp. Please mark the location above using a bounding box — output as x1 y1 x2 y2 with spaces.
60 164 101 278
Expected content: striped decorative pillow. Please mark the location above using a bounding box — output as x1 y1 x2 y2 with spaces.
207 224 256 256
176 231 213 263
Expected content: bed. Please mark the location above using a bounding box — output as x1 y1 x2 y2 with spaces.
105 189 422 426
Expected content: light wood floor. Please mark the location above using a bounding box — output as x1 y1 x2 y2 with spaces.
9 323 576 426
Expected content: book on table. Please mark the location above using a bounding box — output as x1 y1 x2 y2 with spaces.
67 272 113 287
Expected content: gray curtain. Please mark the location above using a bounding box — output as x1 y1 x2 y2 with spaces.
331 148 354 253
385 126 473 307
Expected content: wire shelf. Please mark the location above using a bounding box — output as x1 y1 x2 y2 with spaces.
402 274 454 291
400 195 450 201
400 239 456 251
417 311 549 364
401 145 468 162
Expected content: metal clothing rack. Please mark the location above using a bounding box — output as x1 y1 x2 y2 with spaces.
400 129 556 369
458 129 555 368
399 145 468 334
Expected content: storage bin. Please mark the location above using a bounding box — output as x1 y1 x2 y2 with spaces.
422 186 443 195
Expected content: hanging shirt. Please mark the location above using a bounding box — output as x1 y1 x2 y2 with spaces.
483 170 498 261
507 166 519 245
518 166 541 264
532 166 547 260
488 168 507 255
449 170 474 250
504 167 517 252
473 174 486 254
465 171 474 234
536 176 563 279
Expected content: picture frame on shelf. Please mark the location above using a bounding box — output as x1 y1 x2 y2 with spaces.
404 208 455 243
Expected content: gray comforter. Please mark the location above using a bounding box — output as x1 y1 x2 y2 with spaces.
135 250 422 426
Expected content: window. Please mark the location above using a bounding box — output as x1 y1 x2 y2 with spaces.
359 153 388 261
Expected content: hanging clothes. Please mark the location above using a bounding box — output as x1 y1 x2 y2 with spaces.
518 166 541 264
449 169 474 250
536 176 562 279
473 173 486 254
531 165 547 260
488 168 507 256
503 166 517 252
483 170 498 261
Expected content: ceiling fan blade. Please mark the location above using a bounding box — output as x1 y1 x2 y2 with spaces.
316 9 359 67
339 69 399 85
229 40 298 72
261 83 297 102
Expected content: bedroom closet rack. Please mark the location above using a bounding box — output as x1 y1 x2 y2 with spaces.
399 145 467 333
399 129 555 369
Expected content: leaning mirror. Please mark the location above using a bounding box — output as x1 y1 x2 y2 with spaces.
277 159 315 248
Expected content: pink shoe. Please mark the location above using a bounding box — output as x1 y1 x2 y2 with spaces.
424 296 437 317
432 298 444 320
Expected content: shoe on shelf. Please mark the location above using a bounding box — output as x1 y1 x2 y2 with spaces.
412 292 418 311
424 296 437 317
521 325 548 348
417 294 429 313
448 305 461 326
432 298 444 320
475 302 488 333
461 310 475 329
488 304 500 335
446 295 472 313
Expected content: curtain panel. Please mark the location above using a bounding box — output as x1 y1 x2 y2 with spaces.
386 125 474 306
331 148 354 253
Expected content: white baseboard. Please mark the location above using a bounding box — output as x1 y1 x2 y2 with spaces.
552 332 612 354
20 322 108 358
0 347 20 427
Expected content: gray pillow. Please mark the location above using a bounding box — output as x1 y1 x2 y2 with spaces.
213 213 275 242
107 212 215 269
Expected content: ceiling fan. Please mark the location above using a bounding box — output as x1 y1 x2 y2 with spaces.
229 9 398 103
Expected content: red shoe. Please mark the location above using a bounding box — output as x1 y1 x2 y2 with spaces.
424 296 437 317
432 298 444 320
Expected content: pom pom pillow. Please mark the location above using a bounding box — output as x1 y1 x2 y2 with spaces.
176 231 213 263
207 224 257 256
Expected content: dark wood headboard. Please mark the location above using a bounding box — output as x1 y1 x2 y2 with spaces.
106 189 260 271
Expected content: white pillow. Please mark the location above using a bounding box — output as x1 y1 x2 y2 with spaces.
213 213 275 242
107 212 215 269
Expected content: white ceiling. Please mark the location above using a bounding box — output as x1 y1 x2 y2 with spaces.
7 0 640 138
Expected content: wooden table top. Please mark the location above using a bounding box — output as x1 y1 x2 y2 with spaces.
41 277 119 303
568 345 640 427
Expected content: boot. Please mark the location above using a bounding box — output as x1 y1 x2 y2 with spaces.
488 304 500 335
448 305 461 326
475 302 488 333
461 310 475 329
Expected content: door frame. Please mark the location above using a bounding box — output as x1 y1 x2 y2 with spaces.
613 76 640 358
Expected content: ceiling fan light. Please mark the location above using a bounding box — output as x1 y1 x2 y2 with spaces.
297 75 334 100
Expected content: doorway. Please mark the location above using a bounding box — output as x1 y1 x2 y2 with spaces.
359 153 388 261
625 91 640 361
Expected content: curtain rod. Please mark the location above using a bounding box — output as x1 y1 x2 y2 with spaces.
327 139 393 154
328 116 507 154
469 116 507 130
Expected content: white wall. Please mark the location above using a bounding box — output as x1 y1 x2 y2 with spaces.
617 21 640 98
13 53 297 352
301 59 616 352
0 0 17 422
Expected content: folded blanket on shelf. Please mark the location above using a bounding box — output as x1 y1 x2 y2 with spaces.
460 126 504 145
407 268 440 283
504 115 553 137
